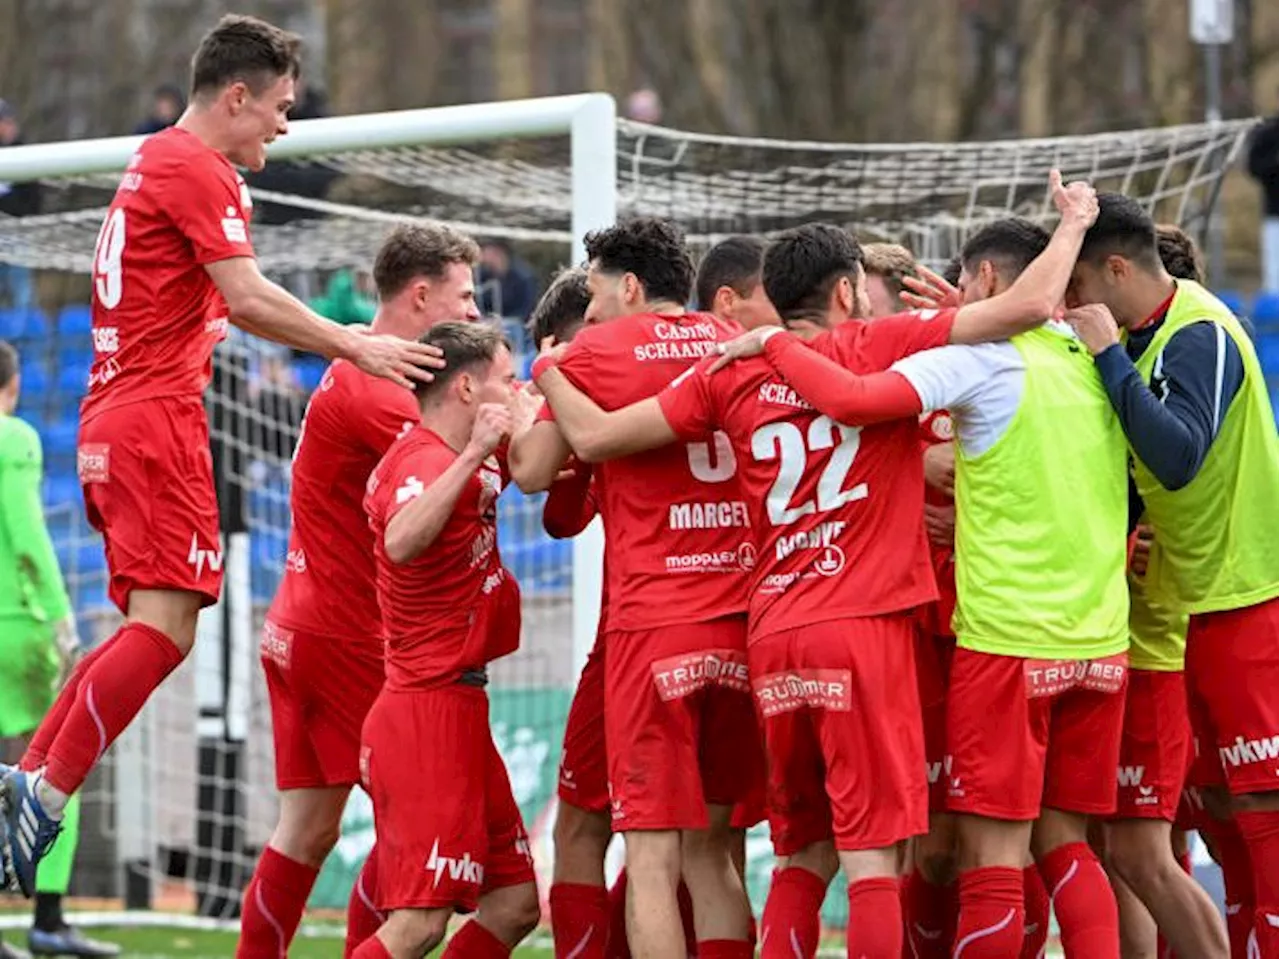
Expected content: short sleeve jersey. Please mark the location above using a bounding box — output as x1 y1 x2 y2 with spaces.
82 127 255 420
656 311 957 640
268 360 420 645
544 312 751 631
364 427 513 690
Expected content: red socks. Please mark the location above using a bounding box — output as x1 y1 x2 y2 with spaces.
845 877 902 958
761 866 826 958
1020 864 1050 959
21 639 113 770
344 845 384 958
551 882 610 959
954 867 1024 959
442 920 511 957
41 622 185 795
901 869 957 959
350 936 392 958
235 847 320 959
1203 817 1257 959
697 941 753 959
1037 842 1118 959
1236 810 1279 959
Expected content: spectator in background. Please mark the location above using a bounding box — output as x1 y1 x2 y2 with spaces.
0 100 40 311
308 268 377 326
625 86 663 124
1247 117 1278 292
476 239 538 321
132 83 185 136
0 342 118 959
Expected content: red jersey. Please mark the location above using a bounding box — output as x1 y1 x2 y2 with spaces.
545 312 750 631
268 360 419 644
919 410 957 637
83 127 256 421
365 427 519 690
656 311 957 641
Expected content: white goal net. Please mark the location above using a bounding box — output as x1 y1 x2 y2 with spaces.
0 97 1254 929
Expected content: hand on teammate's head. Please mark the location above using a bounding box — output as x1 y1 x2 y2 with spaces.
1063 303 1121 356
1050 169 1100 229
350 331 446 389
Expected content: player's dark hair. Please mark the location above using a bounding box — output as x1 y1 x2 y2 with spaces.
1155 223 1205 283
190 14 302 98
1078 193 1162 272
941 255 963 288
861 242 919 305
413 322 510 402
0 340 16 390
695 236 766 311
763 223 864 323
961 218 1051 284
374 223 480 300
583 217 695 305
528 267 590 345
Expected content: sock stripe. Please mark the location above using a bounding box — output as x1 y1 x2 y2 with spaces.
564 926 595 959
86 683 108 762
356 872 385 923
1048 858 1078 901
952 908 1016 958
253 882 288 959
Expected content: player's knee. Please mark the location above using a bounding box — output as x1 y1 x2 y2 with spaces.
788 840 840 883
553 802 611 854
382 908 448 956
480 883 540 942
625 830 682 887
916 846 957 885
1104 826 1171 891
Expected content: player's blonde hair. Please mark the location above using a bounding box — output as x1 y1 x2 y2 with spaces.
861 243 918 304
374 223 481 299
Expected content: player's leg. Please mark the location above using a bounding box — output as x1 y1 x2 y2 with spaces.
1186 599 1280 958
680 802 752 949
550 641 612 958
344 844 383 958
1107 868 1157 959
351 907 449 958
442 735 540 957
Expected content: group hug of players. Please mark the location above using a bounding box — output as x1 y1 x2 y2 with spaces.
0 13 1275 959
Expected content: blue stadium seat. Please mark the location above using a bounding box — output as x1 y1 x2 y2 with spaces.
1251 291 1280 330
294 356 327 393
1256 332 1280 378
1217 290 1246 319
0 308 45 340
57 304 94 336
43 420 79 457
19 361 48 396
57 361 90 395
42 473 80 508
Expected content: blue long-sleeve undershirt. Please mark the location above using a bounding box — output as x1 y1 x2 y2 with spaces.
1094 319 1245 492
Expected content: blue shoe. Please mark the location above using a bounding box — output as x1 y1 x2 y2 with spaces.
0 768 63 898
28 927 120 957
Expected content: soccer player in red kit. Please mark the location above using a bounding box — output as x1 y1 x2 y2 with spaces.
528 177 1098 959
0 15 442 896
356 322 539 959
510 218 761 959
235 223 482 959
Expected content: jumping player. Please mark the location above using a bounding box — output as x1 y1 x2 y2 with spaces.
356 322 539 958
1 15 442 895
236 223 481 959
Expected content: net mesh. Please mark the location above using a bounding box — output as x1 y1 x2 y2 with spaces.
4 114 1253 927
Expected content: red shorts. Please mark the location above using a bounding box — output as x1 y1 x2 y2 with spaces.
79 396 222 614
1185 597 1280 795
261 620 384 790
915 629 955 813
1110 669 1192 821
751 614 928 855
729 771 768 830
945 647 1128 820
558 636 609 814
605 615 764 832
361 685 535 913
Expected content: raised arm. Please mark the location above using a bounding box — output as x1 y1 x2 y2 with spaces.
205 257 444 389
384 404 509 564
534 366 678 463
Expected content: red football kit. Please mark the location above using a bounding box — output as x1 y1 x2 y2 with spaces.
655 310 957 852
361 427 533 913
917 409 957 812
78 126 255 612
545 312 763 831
261 360 418 790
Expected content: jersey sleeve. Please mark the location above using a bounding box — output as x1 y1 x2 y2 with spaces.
656 357 720 440
159 155 255 264
542 460 597 538
357 378 420 457
890 342 1020 415
0 423 71 623
382 445 454 525
843 309 958 367
759 335 924 425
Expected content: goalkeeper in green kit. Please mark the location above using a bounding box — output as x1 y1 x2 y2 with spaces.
0 342 116 959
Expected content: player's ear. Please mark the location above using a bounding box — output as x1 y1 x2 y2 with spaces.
713 285 735 318
622 272 642 306
1106 254 1129 284
979 260 999 299
226 80 249 115
833 275 854 316
410 277 432 312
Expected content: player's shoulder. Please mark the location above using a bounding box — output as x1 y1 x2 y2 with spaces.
0 416 42 461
